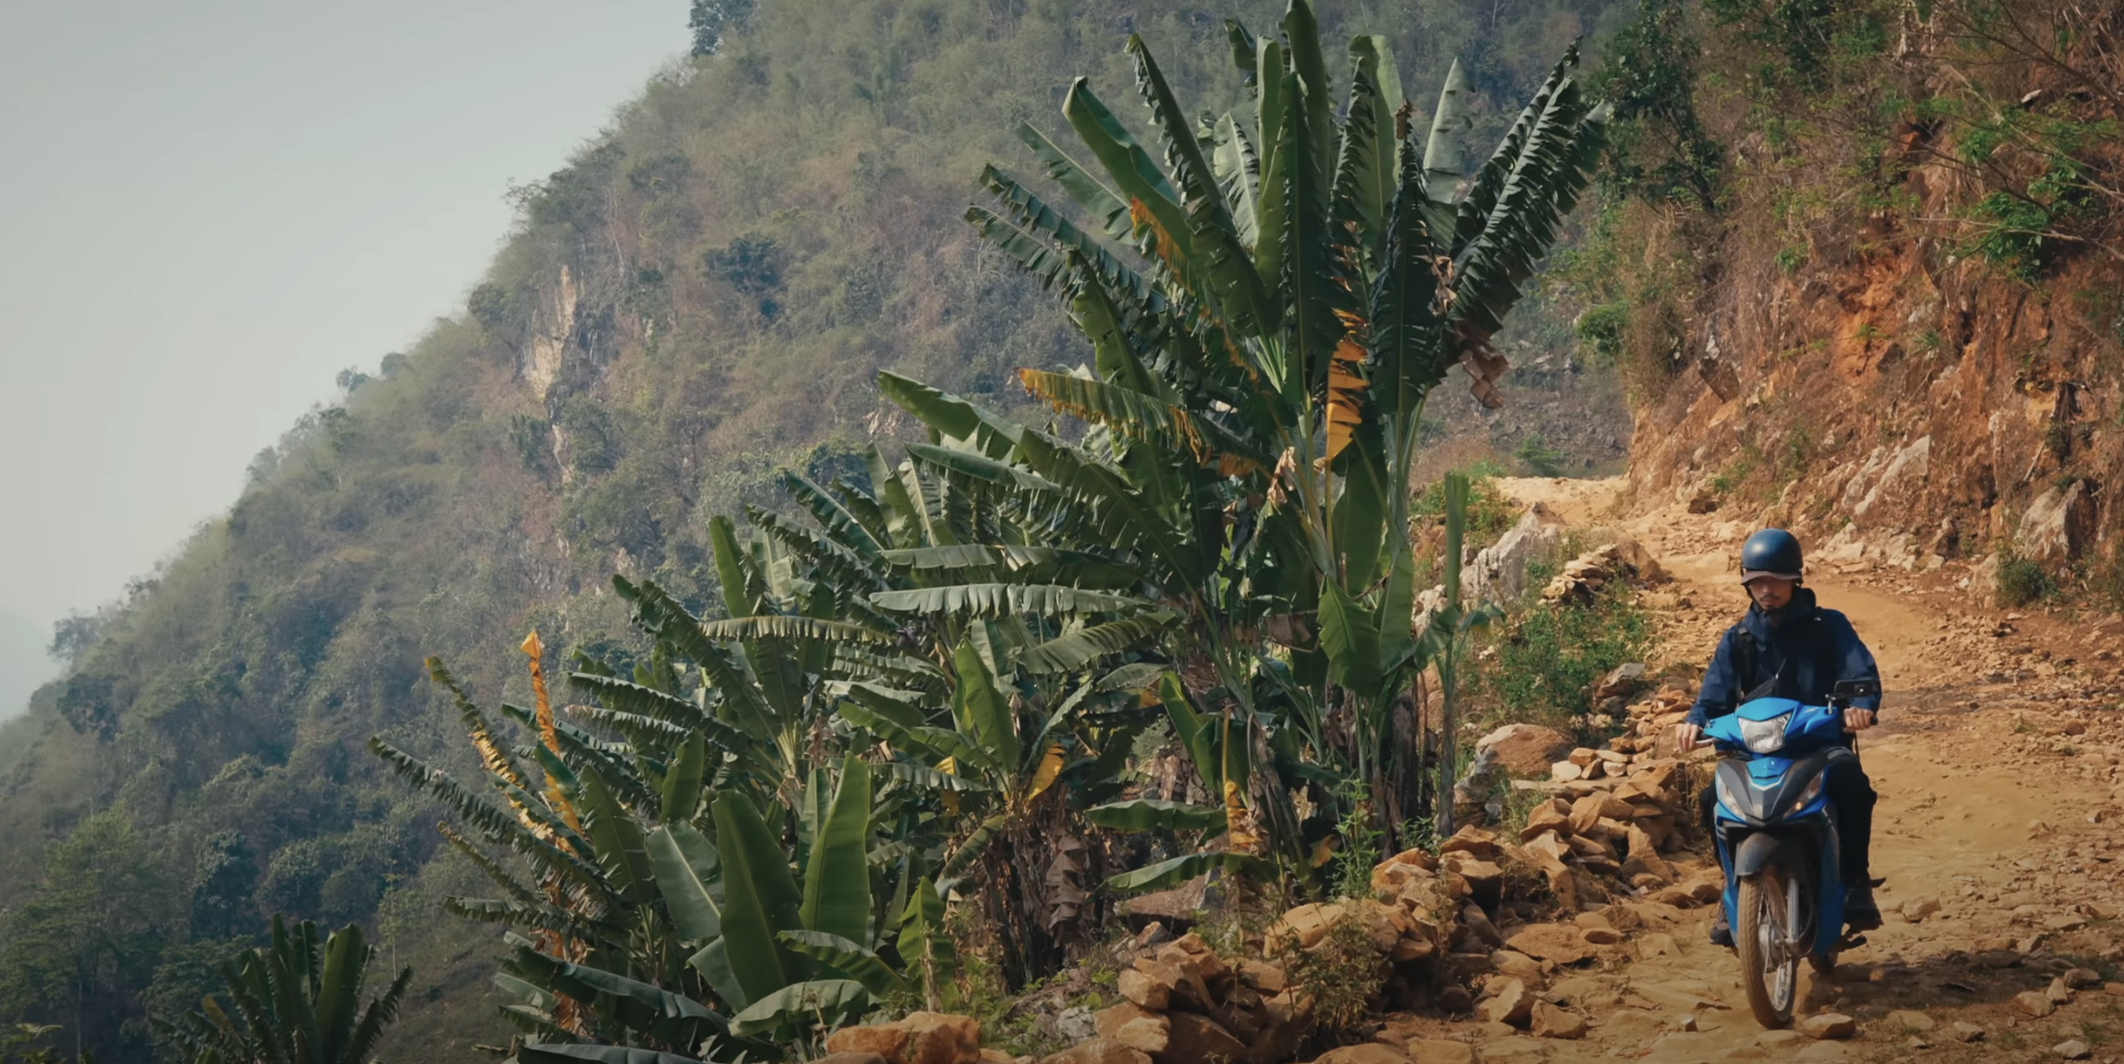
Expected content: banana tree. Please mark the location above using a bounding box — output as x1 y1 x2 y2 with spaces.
945 0 1607 856
371 628 931 1056
157 917 411 1064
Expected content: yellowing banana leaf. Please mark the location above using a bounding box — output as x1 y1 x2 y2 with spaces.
1025 743 1066 803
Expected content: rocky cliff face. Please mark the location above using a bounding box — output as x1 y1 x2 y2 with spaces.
1625 173 2120 597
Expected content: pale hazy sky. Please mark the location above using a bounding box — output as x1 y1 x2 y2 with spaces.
0 1 681 710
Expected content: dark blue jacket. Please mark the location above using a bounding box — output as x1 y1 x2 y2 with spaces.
1687 586 1882 727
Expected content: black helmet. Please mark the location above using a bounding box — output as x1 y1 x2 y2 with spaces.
1740 528 1804 584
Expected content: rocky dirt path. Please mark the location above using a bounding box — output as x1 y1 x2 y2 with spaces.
1422 479 2124 1062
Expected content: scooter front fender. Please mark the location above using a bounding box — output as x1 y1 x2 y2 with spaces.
1733 830 1802 877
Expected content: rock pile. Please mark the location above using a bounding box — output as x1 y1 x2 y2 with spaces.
1601 683 1697 756
1514 752 1713 908
1054 930 1312 1064
1540 541 1667 604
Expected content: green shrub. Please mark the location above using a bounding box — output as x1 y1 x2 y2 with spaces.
1996 550 2057 607
1513 434 1568 477
1275 915 1386 1037
1485 583 1652 732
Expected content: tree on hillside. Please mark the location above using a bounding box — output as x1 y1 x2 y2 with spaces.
0 810 175 1062
688 0 755 57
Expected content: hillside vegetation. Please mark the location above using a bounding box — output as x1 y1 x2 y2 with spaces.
0 1 1636 1060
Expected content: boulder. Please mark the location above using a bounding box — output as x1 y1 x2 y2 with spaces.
1040 1041 1152 1064
826 1012 983 1064
1373 856 1438 894
1239 959 1287 994
819 1054 890 1064
1599 1008 1662 1042
1480 977 1533 1026
1464 504 1565 605
1265 904 1338 953
1443 857 1504 904
1118 967 1172 1011
1406 1040 1477 1064
1096 1004 1171 1055
1900 897 1940 922
1884 1010 1933 1032
1460 905 1506 949
1521 803 1572 840
1951 1022 1985 1042
1478 724 1574 777
1595 663 1647 698
1505 924 1596 965
2064 967 2103 990
2047 976 2074 1005
1438 827 1502 859
1055 1007 1098 1042
1156 1012 1247 1064
2018 479 2096 565
1305 1046 1408 1064
1240 993 1312 1064
1491 949 1543 984
2055 1040 2093 1060
1531 1000 1588 1039
1797 1013 1855 1040
2015 990 2057 1018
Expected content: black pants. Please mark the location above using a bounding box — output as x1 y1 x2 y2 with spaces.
1698 752 1876 884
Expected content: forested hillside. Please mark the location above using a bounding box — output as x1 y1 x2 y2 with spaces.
0 1 1636 1059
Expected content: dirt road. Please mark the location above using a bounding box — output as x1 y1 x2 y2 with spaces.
1406 479 2124 1062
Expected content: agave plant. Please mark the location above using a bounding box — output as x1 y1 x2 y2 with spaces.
157 917 411 1064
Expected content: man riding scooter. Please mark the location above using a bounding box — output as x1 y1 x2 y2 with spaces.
1675 529 1884 945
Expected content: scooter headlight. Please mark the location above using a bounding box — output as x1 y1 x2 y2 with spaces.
1786 772 1825 816
1738 712 1792 754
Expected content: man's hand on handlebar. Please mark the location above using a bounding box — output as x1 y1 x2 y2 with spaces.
1843 707 1876 733
1673 722 1707 750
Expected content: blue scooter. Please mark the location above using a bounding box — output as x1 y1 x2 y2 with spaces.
1701 679 1879 1028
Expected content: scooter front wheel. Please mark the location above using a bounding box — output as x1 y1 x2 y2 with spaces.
1735 871 1799 1028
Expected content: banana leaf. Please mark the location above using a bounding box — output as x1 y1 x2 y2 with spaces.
1084 799 1227 833
647 824 722 943
1103 851 1277 893
710 792 805 1003
778 930 909 997
728 979 870 1039
800 756 873 944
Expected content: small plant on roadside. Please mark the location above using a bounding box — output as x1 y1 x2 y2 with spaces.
1275 917 1386 1038
1997 549 2058 607
1331 780 1386 901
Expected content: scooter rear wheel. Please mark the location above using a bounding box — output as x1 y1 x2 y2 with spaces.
1736 871 1799 1028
